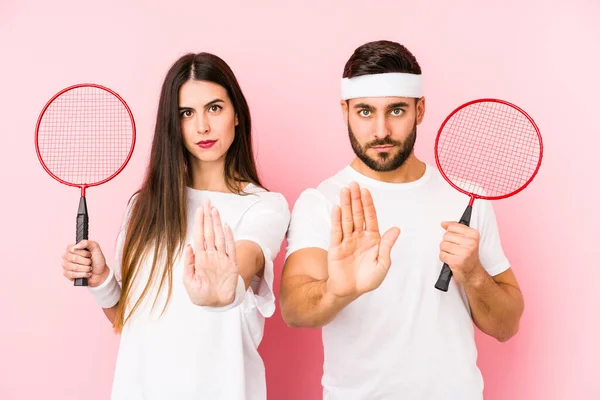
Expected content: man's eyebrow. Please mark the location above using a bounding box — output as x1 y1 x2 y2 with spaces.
353 103 375 110
386 102 410 109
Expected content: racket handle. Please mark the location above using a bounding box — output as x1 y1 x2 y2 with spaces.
435 205 473 292
435 263 453 291
75 196 89 287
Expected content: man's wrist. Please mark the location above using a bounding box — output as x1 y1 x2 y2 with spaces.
461 263 491 291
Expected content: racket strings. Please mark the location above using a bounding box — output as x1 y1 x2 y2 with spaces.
36 86 134 185
437 101 541 198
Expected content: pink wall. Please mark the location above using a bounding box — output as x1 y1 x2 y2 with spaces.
1 1 598 399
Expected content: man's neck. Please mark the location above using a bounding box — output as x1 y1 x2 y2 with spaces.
350 154 426 184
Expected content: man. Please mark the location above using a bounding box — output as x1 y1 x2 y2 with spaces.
280 40 524 399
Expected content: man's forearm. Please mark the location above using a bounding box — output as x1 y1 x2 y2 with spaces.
280 275 356 328
463 266 524 342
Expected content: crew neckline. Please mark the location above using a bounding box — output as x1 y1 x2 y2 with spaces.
185 182 258 199
341 162 434 190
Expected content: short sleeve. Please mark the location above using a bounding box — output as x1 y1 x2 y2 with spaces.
474 199 511 277
234 192 291 317
285 188 333 260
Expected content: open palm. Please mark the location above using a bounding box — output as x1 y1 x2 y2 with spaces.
183 200 239 307
327 183 401 298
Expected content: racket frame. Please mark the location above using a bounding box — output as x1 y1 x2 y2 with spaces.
433 98 543 292
434 98 543 202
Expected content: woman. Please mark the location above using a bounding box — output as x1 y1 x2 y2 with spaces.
61 53 290 399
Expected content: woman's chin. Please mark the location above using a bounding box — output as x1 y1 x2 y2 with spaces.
191 152 226 164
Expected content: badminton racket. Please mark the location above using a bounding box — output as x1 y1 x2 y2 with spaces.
434 98 543 292
35 83 136 286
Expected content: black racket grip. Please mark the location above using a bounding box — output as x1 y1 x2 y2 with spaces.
435 205 473 292
435 263 453 292
74 196 89 287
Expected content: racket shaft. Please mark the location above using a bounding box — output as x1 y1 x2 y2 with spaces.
75 196 89 287
435 205 472 292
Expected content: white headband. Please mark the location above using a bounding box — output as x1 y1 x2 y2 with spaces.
341 72 423 100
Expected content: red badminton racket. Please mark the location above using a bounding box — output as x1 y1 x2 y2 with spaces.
35 83 136 286
434 98 543 292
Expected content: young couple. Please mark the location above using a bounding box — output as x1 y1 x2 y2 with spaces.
61 40 524 400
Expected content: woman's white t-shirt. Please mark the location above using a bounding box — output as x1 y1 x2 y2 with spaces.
105 184 290 400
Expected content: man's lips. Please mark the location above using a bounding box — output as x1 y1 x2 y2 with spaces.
370 144 395 151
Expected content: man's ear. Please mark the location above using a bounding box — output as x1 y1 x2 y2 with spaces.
341 100 350 126
416 97 426 125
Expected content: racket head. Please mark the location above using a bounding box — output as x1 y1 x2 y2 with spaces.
434 98 543 201
34 83 136 190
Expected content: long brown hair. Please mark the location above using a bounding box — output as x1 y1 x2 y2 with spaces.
113 53 262 332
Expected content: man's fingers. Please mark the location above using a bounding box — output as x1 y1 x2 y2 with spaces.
442 232 473 246
439 241 470 257
440 240 461 255
377 227 401 270
350 182 364 233
442 221 479 240
330 206 343 246
340 187 354 237
439 251 458 266
362 189 379 233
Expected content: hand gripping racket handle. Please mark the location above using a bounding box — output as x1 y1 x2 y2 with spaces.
74 196 89 287
435 205 473 292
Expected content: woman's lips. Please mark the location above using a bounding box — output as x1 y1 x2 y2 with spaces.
197 140 217 149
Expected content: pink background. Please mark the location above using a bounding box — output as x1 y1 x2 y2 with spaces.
1 1 598 399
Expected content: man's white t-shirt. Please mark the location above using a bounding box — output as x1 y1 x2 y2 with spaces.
285 163 510 400
101 184 290 400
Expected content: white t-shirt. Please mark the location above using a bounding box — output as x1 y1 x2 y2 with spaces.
285 163 510 400
107 184 290 400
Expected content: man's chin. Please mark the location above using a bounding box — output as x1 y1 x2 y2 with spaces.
360 152 412 172
364 159 399 173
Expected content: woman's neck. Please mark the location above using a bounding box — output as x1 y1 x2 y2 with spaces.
189 159 231 192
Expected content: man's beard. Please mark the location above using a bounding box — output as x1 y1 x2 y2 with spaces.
348 120 417 172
